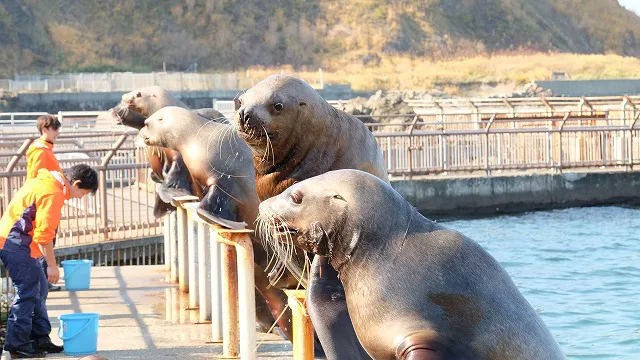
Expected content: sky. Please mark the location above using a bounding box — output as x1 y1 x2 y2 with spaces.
619 0 640 15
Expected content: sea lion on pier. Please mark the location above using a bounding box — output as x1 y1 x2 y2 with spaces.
233 74 387 359
106 86 225 217
139 106 303 342
259 169 567 360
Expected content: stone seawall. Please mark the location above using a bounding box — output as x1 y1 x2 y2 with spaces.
0 85 371 112
391 171 640 218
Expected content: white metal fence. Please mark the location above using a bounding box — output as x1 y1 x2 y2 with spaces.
0 131 161 247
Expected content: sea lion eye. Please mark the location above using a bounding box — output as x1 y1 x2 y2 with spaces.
290 192 302 204
274 103 284 111
333 194 345 201
136 92 142 97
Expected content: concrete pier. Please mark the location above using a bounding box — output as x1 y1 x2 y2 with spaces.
1 266 293 360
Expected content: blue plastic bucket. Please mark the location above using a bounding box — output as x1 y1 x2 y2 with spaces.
61 260 93 291
58 313 100 355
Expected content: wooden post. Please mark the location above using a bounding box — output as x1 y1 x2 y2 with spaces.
285 290 314 360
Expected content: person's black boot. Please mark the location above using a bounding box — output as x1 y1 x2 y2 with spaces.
48 282 61 292
4 347 46 358
32 337 63 353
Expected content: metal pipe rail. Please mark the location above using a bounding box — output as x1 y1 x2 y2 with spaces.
0 132 160 246
1 111 639 248
373 112 640 177
169 197 257 360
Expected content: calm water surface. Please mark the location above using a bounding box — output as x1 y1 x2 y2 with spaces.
441 206 640 359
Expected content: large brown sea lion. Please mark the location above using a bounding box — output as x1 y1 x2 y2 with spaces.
259 169 567 360
233 74 388 359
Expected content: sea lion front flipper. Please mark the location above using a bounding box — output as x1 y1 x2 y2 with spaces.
149 172 163 184
194 108 226 122
157 155 194 203
158 183 192 204
152 193 176 218
196 208 248 230
196 181 247 230
307 255 372 360
113 105 148 130
395 331 445 360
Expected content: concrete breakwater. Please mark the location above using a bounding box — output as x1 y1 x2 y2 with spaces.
0 85 369 112
392 171 640 219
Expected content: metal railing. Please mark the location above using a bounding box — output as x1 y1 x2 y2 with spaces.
0 131 161 247
1 109 640 248
329 95 640 117
165 198 256 359
371 112 640 176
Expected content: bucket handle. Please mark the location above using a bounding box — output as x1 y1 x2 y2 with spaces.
63 261 91 281
63 265 79 281
57 317 96 341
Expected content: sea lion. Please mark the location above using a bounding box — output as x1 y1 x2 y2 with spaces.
106 86 226 218
120 86 187 114
233 74 388 201
139 106 256 229
234 74 387 358
106 89 307 344
259 169 567 360
138 106 304 342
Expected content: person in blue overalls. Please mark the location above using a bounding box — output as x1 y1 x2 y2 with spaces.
0 165 98 358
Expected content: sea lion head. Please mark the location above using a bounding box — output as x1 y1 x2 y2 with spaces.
140 106 189 148
232 74 330 147
121 86 180 117
257 169 401 270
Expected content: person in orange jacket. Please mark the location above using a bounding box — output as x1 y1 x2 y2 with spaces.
26 115 62 180
26 114 63 293
0 165 98 358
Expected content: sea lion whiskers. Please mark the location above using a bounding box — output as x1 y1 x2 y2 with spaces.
257 210 298 285
276 213 298 284
202 125 249 179
260 125 276 166
256 212 284 279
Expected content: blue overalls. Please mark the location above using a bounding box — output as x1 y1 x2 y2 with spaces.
0 244 51 351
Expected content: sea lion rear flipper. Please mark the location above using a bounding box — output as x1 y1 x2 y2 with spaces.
196 181 247 230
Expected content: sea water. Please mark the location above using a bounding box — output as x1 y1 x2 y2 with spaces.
442 206 640 359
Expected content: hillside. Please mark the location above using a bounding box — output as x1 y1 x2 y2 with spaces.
1 0 640 77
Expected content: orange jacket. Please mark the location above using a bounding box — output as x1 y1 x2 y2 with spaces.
0 169 69 258
26 138 62 180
